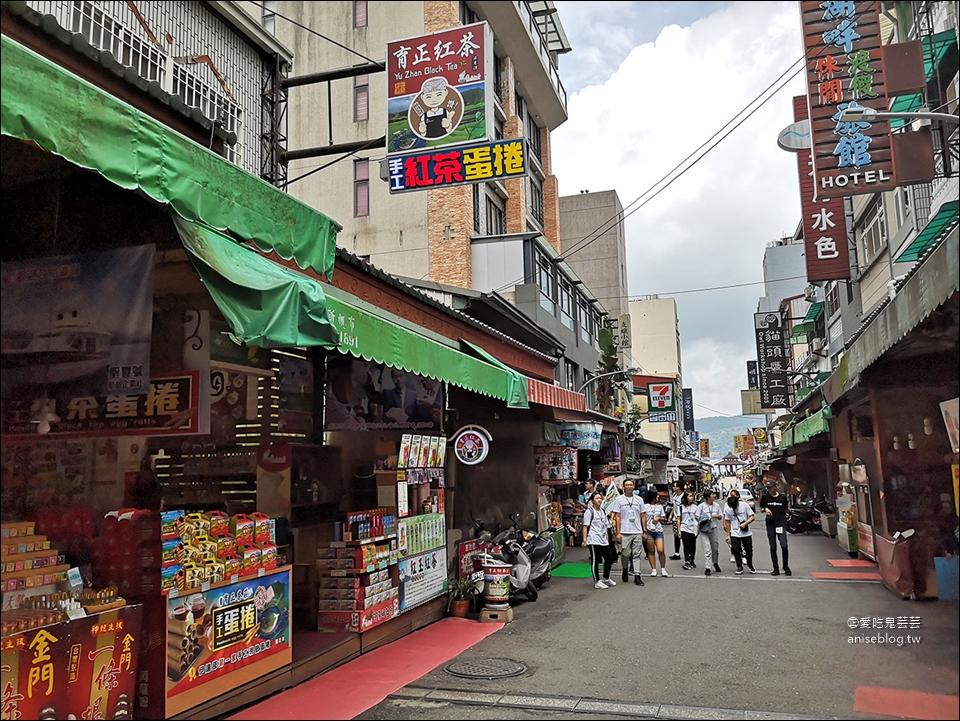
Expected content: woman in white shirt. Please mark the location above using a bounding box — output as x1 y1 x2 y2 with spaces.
581 492 617 589
696 489 724 576
679 491 700 570
642 489 670 577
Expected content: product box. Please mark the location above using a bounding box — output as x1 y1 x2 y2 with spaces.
251 512 272 544
260 542 278 571
217 534 237 560
186 512 212 540
316 548 339 560
238 545 261 575
160 510 185 540
1 522 36 539
223 557 243 578
183 561 205 589
161 564 185 592
205 560 225 584
161 538 185 567
316 558 355 571
208 510 230 537
194 537 218 564
318 576 363 590
182 544 204 566
230 514 256 547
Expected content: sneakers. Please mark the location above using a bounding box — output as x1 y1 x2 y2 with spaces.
669 554 681 560
682 563 692 570
603 577 617 586
771 569 780 577
660 568 670 577
634 576 645 586
705 568 711 576
594 580 608 589
622 569 629 583
649 569 658 577
713 564 722 573
748 566 757 574
735 568 744 575
784 567 793 576
690 562 697 569
730 555 737 563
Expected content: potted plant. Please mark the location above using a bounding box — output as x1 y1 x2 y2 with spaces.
446 577 480 618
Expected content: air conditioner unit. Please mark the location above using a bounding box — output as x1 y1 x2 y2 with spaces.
811 337 825 352
803 284 817 302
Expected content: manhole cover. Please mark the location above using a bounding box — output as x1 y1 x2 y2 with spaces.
444 658 527 680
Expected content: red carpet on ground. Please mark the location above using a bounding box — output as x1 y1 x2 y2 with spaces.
812 571 882 580
229 618 504 720
854 686 960 720
827 558 877 568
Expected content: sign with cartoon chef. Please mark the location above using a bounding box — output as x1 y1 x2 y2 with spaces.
386 22 494 154
453 425 491 466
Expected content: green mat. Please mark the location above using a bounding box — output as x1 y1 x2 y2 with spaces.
551 562 594 578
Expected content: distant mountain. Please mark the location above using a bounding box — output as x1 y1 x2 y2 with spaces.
692 415 766 460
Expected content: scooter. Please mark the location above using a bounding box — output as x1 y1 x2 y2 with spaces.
472 516 552 602
786 499 832 534
507 515 555 590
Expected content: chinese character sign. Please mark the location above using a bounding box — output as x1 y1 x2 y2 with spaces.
746 360 759 390
681 389 695 432
754 311 792 409
386 22 494 154
800 1 895 199
617 314 631 349
793 95 851 280
387 138 526 193
699 438 711 458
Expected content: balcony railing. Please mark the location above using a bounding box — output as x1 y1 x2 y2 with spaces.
515 1 567 111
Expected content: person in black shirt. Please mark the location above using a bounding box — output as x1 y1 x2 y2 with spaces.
759 481 791 576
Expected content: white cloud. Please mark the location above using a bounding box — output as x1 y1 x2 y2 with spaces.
553 1 806 415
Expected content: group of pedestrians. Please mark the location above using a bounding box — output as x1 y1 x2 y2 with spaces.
581 477 792 589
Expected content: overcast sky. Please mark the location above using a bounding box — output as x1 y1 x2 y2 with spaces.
551 1 807 417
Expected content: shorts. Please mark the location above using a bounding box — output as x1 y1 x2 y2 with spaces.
646 531 664 540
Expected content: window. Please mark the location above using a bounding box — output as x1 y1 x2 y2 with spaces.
473 184 481 233
485 196 506 235
579 298 591 344
526 112 542 162
536 253 555 314
354 74 369 122
892 186 911 229
565 360 576 392
354 159 369 217
859 199 886 265
353 1 368 28
494 117 504 141
529 176 544 227
493 55 502 105
261 0 277 34
460 3 479 25
825 283 840 317
558 277 574 330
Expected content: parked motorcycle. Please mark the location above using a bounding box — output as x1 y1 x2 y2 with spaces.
471 515 554 602
786 498 835 534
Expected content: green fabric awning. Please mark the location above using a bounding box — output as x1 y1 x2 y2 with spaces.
895 200 959 263
459 340 529 409
791 321 815 338
1 34 339 279
803 302 825 323
174 217 523 405
174 216 340 349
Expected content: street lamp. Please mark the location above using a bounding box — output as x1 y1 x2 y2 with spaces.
837 107 959 125
576 367 641 394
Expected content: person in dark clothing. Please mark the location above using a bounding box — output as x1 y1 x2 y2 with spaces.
759 481 791 576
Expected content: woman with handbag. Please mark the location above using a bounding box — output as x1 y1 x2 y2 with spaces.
581 492 617 589
679 491 700 570
643 489 670 577
696 489 724 576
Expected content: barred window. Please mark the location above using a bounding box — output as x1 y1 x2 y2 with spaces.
354 74 369 122
354 1 368 28
354 159 369 217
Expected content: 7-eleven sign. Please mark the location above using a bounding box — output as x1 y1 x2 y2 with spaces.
647 383 675 411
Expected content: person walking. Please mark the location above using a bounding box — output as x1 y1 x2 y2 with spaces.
611 480 646 586
759 481 792 576
678 491 699 570
696 489 724 575
582 492 617 589
668 481 683 560
643 489 670 577
727 489 748 564
723 493 756 575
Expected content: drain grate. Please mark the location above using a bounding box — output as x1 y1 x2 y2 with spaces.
444 657 527 680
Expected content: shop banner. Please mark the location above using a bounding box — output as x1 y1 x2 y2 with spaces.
647 383 675 411
325 355 443 432
754 311 791 409
0 605 142 721
457 539 484 581
398 548 447 611
386 139 527 193
1 371 200 438
533 446 577 484
681 389 695 432
1 245 154 400
559 422 602 451
164 569 290 714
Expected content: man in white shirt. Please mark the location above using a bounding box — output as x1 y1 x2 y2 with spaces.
723 494 756 575
668 481 683 560
612 480 646 586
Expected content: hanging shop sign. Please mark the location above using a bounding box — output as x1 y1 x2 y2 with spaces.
453 426 491 465
386 21 494 155
647 411 677 423
386 138 526 193
646 382 675 412
792 95 851 280
753 427 768 444
325 355 444 432
800 1 896 199
699 438 711 458
746 360 759 390
681 389 695 432
1 371 200 438
617 314 632 349
1 244 154 405
398 548 447 611
559 422 603 451
0 605 142 721
754 311 791 409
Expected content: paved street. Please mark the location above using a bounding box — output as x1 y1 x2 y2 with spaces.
357 533 959 720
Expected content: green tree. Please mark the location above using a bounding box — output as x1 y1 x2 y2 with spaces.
594 326 630 416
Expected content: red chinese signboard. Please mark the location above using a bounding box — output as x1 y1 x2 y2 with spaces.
793 95 851 280
801 1 895 199
386 138 526 193
0 605 141 720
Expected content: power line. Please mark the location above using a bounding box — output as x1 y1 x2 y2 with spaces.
579 274 808 304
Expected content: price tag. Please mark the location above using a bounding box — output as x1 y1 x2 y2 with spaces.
67 567 83 588
257 568 265 578
230 574 239 585
201 582 211 592
66 608 87 621
169 589 179 599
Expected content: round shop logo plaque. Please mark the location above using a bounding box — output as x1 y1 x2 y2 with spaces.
454 429 489 466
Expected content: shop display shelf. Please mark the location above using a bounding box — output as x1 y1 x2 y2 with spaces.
165 564 290 598
330 533 397 548
318 558 399 577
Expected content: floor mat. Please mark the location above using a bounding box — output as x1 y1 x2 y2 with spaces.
550 562 594 578
827 559 877 568
811 571 882 581
854 686 960 720
228 617 503 720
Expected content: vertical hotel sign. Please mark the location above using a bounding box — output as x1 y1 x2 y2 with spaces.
754 311 791 409
801 1 895 199
793 96 850 280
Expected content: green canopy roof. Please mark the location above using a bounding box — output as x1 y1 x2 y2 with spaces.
803 302 825 323
1 34 339 279
895 200 959 263
889 31 958 128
